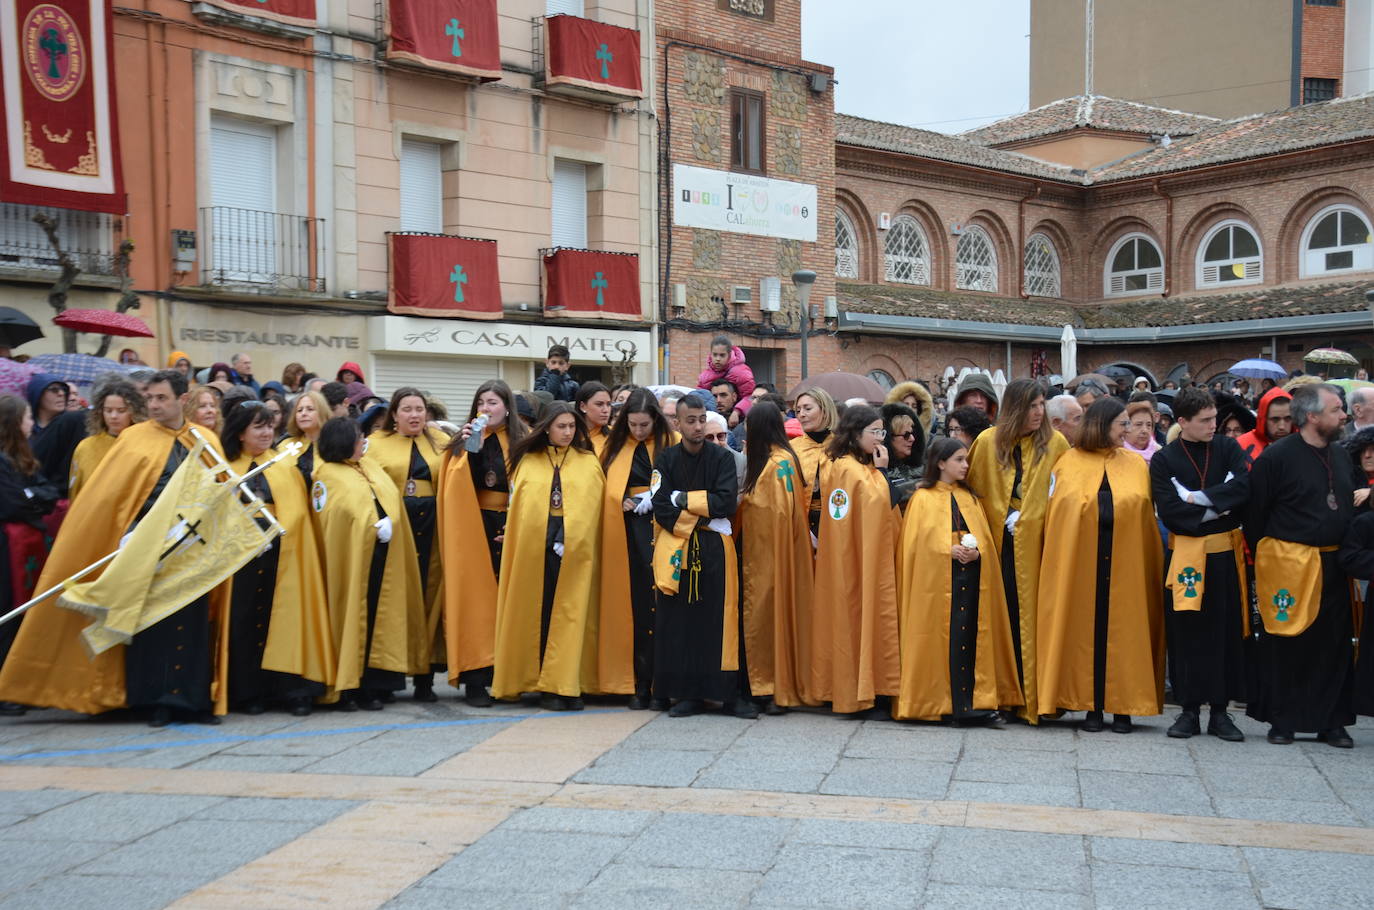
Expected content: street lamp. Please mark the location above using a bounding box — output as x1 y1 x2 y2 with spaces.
792 269 817 381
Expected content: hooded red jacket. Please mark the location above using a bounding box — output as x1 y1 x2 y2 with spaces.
1236 386 1291 468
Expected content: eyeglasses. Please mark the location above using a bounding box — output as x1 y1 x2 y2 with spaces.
238 400 267 409
865 428 888 439
897 431 916 440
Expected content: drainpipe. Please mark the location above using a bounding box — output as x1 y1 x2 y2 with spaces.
1152 179 1173 298
1018 182 1042 299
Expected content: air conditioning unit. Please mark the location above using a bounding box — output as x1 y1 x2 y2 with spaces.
878 213 891 230
759 277 781 312
731 284 752 305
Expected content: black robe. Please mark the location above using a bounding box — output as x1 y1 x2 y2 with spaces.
1336 511 1374 717
403 441 443 675
1149 435 1250 709
651 441 738 703
0 455 55 669
1244 433 1356 733
459 432 509 688
949 495 981 717
624 442 656 693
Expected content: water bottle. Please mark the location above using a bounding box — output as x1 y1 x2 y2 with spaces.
465 413 489 453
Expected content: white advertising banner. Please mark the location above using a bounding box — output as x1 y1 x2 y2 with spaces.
672 164 818 242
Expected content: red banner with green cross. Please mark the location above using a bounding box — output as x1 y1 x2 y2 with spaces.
388 233 503 320
542 248 640 320
386 0 501 81
209 0 315 27
0 0 125 214
544 14 643 99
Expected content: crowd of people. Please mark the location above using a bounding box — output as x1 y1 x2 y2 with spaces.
0 338 1368 751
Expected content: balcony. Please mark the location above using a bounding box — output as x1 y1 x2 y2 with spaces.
0 203 122 277
535 15 644 104
198 206 326 294
541 247 641 320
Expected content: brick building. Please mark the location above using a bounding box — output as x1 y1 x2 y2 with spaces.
830 94 1374 395
655 0 836 390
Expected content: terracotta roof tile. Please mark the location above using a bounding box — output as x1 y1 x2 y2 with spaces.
960 95 1219 147
836 114 1075 181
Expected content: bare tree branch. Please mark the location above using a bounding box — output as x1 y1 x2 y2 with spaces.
93 239 139 359
34 212 80 354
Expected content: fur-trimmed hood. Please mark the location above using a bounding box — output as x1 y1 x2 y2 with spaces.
884 380 935 433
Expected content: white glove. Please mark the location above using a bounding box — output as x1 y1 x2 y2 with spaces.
1004 510 1021 535
1202 508 1220 522
1171 477 1213 507
633 491 653 515
374 516 393 543
671 490 686 508
706 517 732 536
552 541 565 558
809 530 819 550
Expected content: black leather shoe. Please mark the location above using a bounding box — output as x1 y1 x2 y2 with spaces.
196 711 223 726
148 706 172 728
336 695 358 712
539 692 564 711
242 700 265 716
1080 711 1104 733
648 697 670 712
726 698 759 719
762 698 787 717
564 696 585 711
1110 714 1133 734
1266 726 1294 745
1319 727 1354 749
0 701 28 717
288 697 312 717
464 683 494 708
1207 711 1244 742
668 698 702 717
628 693 648 710
1167 710 1200 739
413 680 438 703
378 690 396 704
358 694 384 711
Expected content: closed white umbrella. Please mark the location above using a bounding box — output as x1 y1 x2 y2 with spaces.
1060 324 1078 381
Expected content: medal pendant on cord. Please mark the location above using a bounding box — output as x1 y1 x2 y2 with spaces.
1328 492 1339 511
485 470 497 488
405 479 417 496
551 473 564 510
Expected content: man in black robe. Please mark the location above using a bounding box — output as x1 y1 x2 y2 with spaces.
1149 386 1250 742
650 394 753 718
1246 383 1357 748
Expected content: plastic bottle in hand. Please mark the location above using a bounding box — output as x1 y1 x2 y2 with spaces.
466 413 490 453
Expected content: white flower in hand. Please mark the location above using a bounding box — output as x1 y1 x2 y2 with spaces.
961 533 978 550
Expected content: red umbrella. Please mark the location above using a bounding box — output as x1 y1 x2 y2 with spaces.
53 308 154 338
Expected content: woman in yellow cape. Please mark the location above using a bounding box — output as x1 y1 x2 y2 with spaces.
312 417 426 710
69 378 143 503
493 402 604 709
965 378 1069 721
810 404 901 715
220 401 333 715
576 381 613 457
366 386 451 701
738 401 814 710
436 379 525 706
1037 398 1164 733
790 387 839 538
278 390 329 495
596 389 674 704
896 437 1022 723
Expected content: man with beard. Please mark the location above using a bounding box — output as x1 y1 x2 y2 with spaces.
1245 383 1357 748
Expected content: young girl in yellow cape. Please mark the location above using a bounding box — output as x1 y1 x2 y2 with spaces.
493 402 604 710
810 404 901 716
896 436 1023 724
366 386 451 702
597 389 674 705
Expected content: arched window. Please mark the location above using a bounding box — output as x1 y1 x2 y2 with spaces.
956 225 997 292
867 369 895 391
1301 204 1373 277
883 215 930 285
1197 220 1262 287
1023 232 1061 297
1104 233 1164 297
835 210 859 279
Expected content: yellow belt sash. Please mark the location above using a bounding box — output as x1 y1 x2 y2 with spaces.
1254 538 1338 637
1166 529 1249 634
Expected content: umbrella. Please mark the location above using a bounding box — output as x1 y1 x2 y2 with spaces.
1303 347 1360 366
1059 324 1078 381
1329 378 1374 395
788 371 887 404
1229 358 1286 381
1066 372 1115 391
27 353 138 386
53 308 155 338
0 358 41 396
1096 364 1136 385
0 307 43 349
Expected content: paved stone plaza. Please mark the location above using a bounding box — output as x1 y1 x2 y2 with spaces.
0 685 1369 909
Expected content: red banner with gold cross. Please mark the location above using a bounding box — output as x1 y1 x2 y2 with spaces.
388 233 503 319
204 0 315 28
544 15 643 99
386 0 502 81
0 0 124 214
542 248 640 320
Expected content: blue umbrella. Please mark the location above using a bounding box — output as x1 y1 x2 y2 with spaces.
27 353 138 387
1229 358 1286 381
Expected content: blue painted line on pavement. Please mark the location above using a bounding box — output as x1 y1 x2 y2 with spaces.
0 708 621 763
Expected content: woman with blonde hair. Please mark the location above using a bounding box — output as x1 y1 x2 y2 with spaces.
184 385 222 435
965 377 1068 722
791 386 839 537
69 378 144 502
282 390 330 495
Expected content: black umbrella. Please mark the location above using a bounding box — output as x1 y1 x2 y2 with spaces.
0 307 43 349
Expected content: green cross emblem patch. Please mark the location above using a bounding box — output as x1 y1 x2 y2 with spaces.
1273 588 1295 622
1177 566 1201 598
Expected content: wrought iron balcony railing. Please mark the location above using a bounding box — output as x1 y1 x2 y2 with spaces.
198 206 326 293
0 202 122 276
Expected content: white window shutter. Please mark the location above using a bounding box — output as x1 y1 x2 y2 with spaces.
1147 270 1163 290
546 0 583 16
551 160 588 249
210 118 277 212
399 140 444 234
1110 275 1125 294
1202 265 1219 284
1244 260 1261 280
